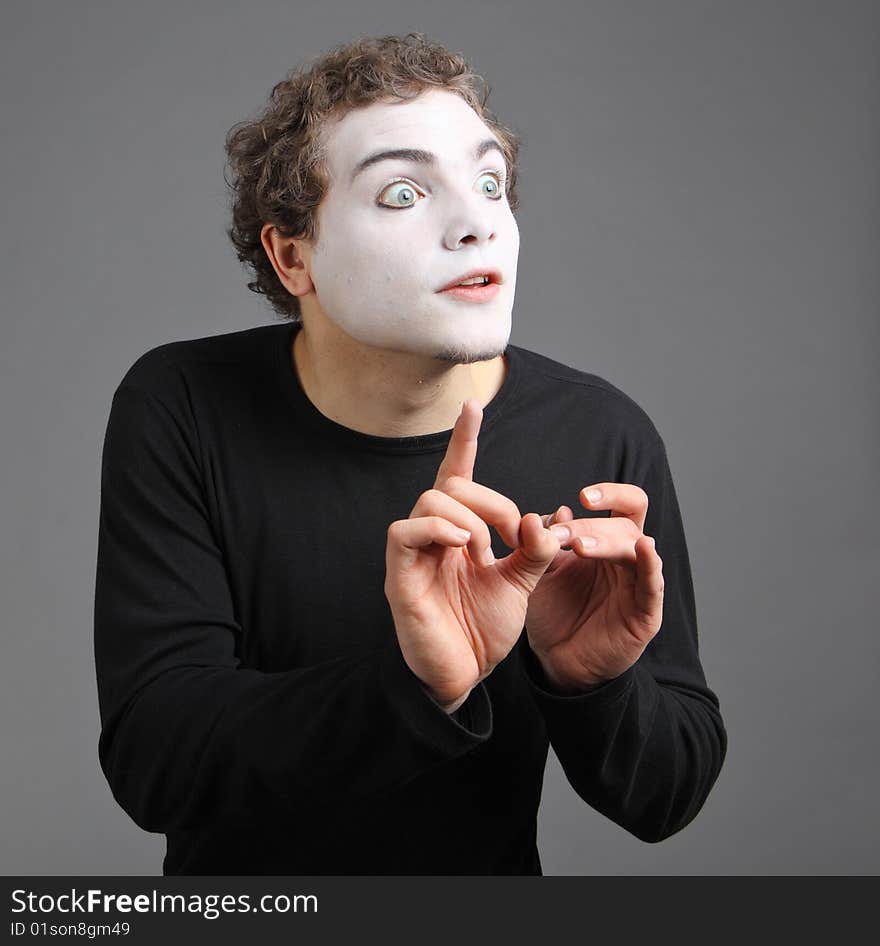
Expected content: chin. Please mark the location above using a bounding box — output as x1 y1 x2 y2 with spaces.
430 330 511 365
431 314 511 365
432 347 501 365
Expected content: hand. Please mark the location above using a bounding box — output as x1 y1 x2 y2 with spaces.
384 399 563 713
523 483 666 692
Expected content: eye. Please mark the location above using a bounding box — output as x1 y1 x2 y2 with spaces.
377 179 425 209
376 170 508 209
477 170 506 200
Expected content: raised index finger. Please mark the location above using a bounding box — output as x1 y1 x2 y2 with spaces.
434 398 482 488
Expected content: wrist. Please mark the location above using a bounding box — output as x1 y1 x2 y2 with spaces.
421 682 471 715
531 648 608 695
440 694 469 714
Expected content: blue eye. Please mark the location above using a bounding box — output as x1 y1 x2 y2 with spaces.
377 180 424 208
376 170 507 209
477 171 505 199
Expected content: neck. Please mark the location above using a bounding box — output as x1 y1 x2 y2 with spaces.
290 316 509 438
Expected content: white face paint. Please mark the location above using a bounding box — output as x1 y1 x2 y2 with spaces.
304 88 519 364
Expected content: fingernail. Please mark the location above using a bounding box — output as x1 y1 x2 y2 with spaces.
585 488 602 503
549 524 571 542
579 535 598 549
481 548 496 567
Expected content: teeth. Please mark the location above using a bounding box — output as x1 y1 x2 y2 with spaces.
457 275 490 286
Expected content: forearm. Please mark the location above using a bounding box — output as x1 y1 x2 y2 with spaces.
98 643 492 833
520 638 727 842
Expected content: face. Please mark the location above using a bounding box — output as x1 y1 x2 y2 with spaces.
302 88 520 364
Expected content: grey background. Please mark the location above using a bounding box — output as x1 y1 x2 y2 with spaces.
2 0 877 875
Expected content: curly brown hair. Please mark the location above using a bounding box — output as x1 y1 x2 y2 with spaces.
223 32 522 323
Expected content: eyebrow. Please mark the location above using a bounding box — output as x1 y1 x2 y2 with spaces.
350 137 505 183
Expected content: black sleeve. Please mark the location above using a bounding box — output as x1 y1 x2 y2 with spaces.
518 431 727 843
93 383 492 834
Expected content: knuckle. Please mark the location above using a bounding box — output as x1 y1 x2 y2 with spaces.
415 489 445 514
441 474 464 492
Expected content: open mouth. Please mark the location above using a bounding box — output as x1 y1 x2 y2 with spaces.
438 276 502 302
455 275 492 287
438 269 502 291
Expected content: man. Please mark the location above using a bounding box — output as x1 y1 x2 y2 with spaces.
94 33 726 875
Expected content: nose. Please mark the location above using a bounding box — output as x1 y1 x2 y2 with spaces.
441 191 498 250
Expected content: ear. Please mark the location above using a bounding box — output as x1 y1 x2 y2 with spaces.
260 223 315 297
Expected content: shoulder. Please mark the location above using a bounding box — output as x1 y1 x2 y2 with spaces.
508 343 665 450
114 323 288 401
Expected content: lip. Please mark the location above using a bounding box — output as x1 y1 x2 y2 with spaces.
436 268 503 293
437 282 502 303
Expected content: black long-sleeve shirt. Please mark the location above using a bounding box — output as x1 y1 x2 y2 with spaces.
93 321 727 875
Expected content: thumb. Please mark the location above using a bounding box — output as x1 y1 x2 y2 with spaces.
498 513 561 593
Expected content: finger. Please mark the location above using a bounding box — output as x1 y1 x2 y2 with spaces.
411 488 496 567
632 535 665 627
554 518 645 565
440 476 522 550
579 482 649 532
518 512 562 562
386 517 473 572
541 506 575 551
540 505 574 528
499 512 562 592
535 508 575 572
433 398 483 488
